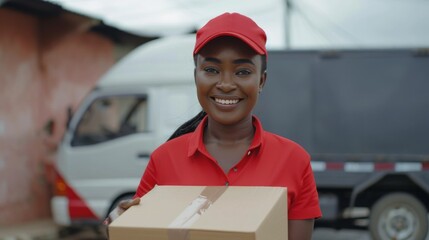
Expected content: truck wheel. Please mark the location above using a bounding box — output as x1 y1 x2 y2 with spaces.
369 193 428 240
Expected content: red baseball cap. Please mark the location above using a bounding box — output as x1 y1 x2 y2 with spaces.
193 12 267 56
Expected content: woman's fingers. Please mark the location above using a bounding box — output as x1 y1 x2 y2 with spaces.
104 198 140 226
118 198 140 210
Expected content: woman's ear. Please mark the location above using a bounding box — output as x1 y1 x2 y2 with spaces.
259 71 267 93
193 55 198 83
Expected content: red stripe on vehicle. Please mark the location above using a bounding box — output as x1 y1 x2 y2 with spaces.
374 163 395 171
67 186 99 220
326 162 344 170
55 170 99 220
422 162 429 170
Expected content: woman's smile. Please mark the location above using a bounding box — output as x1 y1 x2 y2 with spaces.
214 97 240 105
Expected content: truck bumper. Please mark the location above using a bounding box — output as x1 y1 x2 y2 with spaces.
51 196 71 226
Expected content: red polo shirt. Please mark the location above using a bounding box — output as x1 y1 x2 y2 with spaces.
135 116 322 220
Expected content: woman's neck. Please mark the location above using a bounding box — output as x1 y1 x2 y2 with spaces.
204 115 255 145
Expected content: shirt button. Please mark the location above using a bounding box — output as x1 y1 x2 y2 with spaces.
233 167 238 172
247 150 251 156
225 181 229 186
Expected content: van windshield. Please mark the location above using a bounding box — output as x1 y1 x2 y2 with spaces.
71 95 148 146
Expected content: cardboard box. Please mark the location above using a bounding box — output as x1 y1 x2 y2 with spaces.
109 186 287 240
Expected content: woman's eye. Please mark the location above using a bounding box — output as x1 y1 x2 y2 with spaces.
204 67 218 74
237 69 251 75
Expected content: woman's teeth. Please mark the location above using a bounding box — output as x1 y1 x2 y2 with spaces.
215 98 239 105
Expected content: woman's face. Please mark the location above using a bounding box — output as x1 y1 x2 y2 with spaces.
195 36 266 126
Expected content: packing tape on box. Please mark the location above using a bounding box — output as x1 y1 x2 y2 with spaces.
167 186 228 240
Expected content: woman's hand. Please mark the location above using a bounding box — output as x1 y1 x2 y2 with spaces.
103 198 140 225
102 198 140 238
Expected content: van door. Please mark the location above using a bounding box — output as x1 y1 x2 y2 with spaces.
60 92 156 219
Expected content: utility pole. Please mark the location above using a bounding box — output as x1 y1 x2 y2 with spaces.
285 0 292 49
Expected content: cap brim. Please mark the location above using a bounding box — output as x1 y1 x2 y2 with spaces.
194 32 266 55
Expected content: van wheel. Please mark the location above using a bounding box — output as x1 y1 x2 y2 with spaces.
57 226 82 238
106 194 135 218
369 193 428 240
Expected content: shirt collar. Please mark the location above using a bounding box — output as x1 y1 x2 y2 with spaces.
188 115 264 157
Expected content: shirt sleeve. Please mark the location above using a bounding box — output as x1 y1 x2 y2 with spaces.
133 155 157 199
288 152 322 220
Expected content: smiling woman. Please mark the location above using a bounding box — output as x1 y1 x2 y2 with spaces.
106 12 322 240
193 36 266 172
195 36 265 127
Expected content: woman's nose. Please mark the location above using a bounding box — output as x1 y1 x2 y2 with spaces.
216 74 237 92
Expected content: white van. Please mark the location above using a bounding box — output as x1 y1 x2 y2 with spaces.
51 35 200 227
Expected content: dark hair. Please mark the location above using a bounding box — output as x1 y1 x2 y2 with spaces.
167 111 207 141
261 55 267 73
167 54 267 141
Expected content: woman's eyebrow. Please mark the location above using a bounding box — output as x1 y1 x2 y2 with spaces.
203 57 221 63
233 59 255 65
203 57 255 66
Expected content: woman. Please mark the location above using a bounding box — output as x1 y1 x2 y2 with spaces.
108 12 321 240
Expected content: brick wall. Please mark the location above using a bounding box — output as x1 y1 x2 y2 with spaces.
0 8 115 225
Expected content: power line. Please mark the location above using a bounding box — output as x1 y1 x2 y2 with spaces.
296 0 362 46
290 1 334 45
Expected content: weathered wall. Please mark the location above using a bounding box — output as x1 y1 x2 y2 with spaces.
0 8 115 225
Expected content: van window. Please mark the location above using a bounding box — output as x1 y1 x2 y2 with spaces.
71 95 148 146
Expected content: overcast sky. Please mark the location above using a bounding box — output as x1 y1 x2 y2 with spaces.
49 0 429 50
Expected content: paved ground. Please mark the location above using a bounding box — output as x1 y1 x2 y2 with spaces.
3 219 429 240
0 220 373 240
0 219 57 240
1 219 372 240
59 228 372 240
